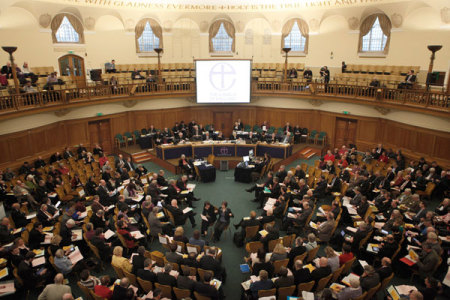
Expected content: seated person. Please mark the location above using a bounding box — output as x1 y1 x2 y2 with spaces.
397 70 416 89
293 259 312 285
250 270 274 300
337 277 362 300
359 265 380 291
94 275 113 300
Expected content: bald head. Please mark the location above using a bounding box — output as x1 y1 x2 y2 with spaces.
319 257 328 267
54 273 64 284
120 277 130 288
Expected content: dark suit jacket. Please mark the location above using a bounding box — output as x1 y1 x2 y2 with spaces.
11 209 28 228
376 266 392 282
137 268 157 282
157 272 177 286
194 281 219 300
131 254 146 274
112 285 133 300
157 175 168 186
360 273 380 291
177 275 195 290
313 181 327 199
275 275 295 288
199 255 222 278
288 245 307 268
311 266 332 282
18 261 41 289
28 228 45 249
91 236 111 256
293 268 312 285
166 205 187 226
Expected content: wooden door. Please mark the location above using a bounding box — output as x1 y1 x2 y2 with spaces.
213 112 233 138
58 54 86 88
88 120 112 154
334 118 358 148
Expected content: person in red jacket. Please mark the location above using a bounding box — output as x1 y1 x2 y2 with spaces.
324 150 335 162
116 219 138 250
94 275 113 300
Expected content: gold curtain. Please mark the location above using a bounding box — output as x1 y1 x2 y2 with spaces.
281 19 296 50
50 14 65 43
208 21 223 52
297 19 309 54
358 14 378 52
65 14 85 44
377 14 392 54
222 21 236 52
135 18 163 53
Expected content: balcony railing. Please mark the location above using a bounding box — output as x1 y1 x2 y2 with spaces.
0 79 448 118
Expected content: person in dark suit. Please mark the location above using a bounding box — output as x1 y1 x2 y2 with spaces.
112 277 135 300
18 252 48 290
131 246 146 275
313 176 328 199
28 222 45 250
288 237 307 269
292 260 312 286
311 257 332 284
165 243 183 264
398 70 416 89
137 258 157 283
359 265 380 291
250 270 274 299
199 248 225 281
10 203 29 228
166 199 196 227
350 222 371 255
60 219 76 246
234 210 261 236
177 266 195 291
201 201 217 237
260 224 279 252
178 154 192 175
274 266 295 288
213 201 233 242
356 196 370 218
157 263 177 287
193 272 219 300
90 228 112 261
376 257 393 282
1 62 12 79
176 175 198 207
182 252 199 268
156 170 168 186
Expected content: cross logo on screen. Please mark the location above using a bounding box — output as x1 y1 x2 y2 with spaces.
219 147 229 155
209 62 236 91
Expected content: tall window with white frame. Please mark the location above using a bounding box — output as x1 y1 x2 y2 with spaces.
55 16 79 43
138 22 160 52
284 22 306 52
212 23 233 52
361 17 387 52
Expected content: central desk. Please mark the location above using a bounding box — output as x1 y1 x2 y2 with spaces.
156 142 292 160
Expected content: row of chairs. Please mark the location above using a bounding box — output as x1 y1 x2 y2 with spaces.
344 64 420 76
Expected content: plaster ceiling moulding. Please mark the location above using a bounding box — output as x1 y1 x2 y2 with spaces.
163 20 173 32
309 18 320 32
441 7 450 24
125 19 135 32
199 20 209 33
84 17 96 30
39 13 52 28
391 13 403 28
347 17 359 30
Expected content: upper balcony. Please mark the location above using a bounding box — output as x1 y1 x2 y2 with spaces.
0 79 448 120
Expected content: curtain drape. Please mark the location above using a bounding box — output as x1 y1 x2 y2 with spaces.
135 18 163 53
297 19 309 54
358 14 391 53
65 14 85 44
50 14 65 43
222 21 236 52
281 18 309 53
208 21 223 52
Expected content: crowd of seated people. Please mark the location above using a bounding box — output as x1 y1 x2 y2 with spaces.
0 138 448 299
236 142 448 299
0 142 234 299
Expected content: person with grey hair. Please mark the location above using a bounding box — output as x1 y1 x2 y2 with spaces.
337 277 362 300
137 258 157 283
416 243 439 278
112 277 134 300
38 273 71 300
156 263 177 286
293 260 312 285
60 218 77 246
359 265 380 291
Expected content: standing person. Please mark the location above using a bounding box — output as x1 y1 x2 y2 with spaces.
213 201 233 242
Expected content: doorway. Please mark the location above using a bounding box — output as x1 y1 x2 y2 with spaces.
334 117 357 148
88 119 112 154
58 54 86 88
213 112 233 138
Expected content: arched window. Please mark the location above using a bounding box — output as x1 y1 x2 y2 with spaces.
281 18 309 54
359 14 391 54
209 20 235 53
135 18 163 53
51 13 84 44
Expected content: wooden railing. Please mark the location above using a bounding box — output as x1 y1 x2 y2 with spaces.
0 79 448 118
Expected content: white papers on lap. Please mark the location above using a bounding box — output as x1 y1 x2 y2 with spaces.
72 229 83 241
359 260 369 268
201 214 209 222
309 222 318 229
131 195 144 202
0 281 15 294
69 247 84 264
26 213 37 220
346 226 357 233
266 198 276 205
302 291 314 300
169 270 179 278
32 256 46 267
342 197 350 206
287 213 297 219
42 233 53 244
106 205 115 211
183 207 192 214
291 207 302 212
78 211 88 219
374 222 385 229
395 285 417 295
104 229 115 240
48 192 57 198
187 245 198 254
347 206 357 215
159 235 168 244
131 231 145 239
187 183 196 191
342 273 360 286
180 190 189 195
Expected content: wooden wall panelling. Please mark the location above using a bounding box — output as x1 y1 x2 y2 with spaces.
434 136 450 161
45 122 67 151
8 131 32 162
0 136 12 165
133 112 149 131
31 127 49 155
414 132 434 156
356 119 378 144
111 113 129 134
318 112 336 146
66 120 89 147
